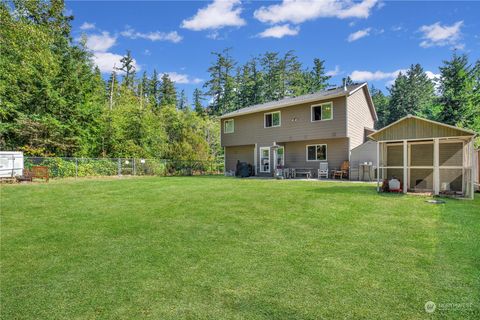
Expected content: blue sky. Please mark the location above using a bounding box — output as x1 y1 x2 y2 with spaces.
68 1 480 100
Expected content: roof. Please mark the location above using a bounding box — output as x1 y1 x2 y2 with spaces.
368 115 476 141
220 82 377 120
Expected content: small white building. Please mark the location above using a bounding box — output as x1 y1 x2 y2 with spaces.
0 151 24 178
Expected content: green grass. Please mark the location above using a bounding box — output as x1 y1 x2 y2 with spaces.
1 177 479 319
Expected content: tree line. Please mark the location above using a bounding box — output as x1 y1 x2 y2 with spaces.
372 56 480 136
1 1 479 159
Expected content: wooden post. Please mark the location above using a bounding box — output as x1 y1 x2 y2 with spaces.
433 138 439 196
403 140 408 193
469 139 474 199
376 141 380 192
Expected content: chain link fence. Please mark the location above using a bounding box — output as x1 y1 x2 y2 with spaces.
24 157 224 179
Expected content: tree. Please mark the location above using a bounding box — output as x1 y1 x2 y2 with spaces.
437 53 478 129
387 64 435 124
193 88 205 115
306 58 331 93
119 50 136 89
204 48 236 115
177 89 189 110
370 86 390 129
159 73 177 107
148 69 160 108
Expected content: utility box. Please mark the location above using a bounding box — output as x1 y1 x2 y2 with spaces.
0 151 24 178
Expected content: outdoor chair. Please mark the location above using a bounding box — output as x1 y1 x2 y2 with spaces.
334 161 349 179
318 162 329 179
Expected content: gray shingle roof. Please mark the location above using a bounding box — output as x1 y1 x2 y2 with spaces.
220 83 367 119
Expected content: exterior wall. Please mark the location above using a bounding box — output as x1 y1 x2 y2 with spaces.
225 145 254 173
254 137 349 177
350 141 377 180
221 96 347 147
347 87 375 150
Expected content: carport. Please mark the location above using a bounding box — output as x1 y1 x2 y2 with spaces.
369 115 477 199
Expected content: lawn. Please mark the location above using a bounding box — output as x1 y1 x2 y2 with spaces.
1 177 479 319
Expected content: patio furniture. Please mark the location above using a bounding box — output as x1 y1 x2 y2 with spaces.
290 168 296 179
296 168 313 179
317 162 329 179
334 161 349 180
359 162 373 181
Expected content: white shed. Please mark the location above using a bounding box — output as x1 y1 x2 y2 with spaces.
0 151 24 178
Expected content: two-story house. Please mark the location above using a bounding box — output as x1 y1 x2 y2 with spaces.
220 82 377 178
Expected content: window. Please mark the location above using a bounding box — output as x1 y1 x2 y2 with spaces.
224 119 234 133
306 144 327 161
264 111 281 128
311 102 333 121
260 147 270 172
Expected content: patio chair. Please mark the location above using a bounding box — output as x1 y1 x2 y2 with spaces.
333 161 349 180
318 162 329 179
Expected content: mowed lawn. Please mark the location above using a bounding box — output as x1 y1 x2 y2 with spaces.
1 177 479 319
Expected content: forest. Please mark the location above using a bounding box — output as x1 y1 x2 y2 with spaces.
1 0 479 160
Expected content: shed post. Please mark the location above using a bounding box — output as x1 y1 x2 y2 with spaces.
469 139 475 199
376 141 380 192
403 140 407 193
433 138 439 195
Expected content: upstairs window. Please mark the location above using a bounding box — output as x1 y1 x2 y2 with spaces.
224 119 234 133
264 111 281 128
306 144 327 161
311 102 333 121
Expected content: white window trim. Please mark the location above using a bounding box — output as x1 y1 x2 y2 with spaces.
224 119 234 134
259 147 270 172
311 102 333 122
264 111 281 128
306 144 328 161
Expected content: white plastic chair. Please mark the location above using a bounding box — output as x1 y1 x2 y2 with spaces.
318 162 329 179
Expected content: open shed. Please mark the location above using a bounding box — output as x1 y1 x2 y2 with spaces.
369 115 477 199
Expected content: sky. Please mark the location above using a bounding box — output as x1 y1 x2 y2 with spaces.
67 0 480 100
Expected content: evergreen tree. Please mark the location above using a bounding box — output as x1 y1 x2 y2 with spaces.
437 53 477 129
307 58 331 93
148 69 160 108
387 64 435 124
370 86 390 129
261 52 282 101
159 73 177 106
119 50 136 89
177 89 189 110
204 48 236 115
193 88 205 115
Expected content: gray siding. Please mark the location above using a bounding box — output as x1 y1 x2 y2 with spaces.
225 145 254 172
347 86 375 151
350 141 377 180
221 96 347 147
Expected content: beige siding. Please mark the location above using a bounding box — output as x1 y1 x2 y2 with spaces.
439 142 463 166
221 96 347 147
371 117 471 141
347 87 375 150
410 144 433 166
283 138 349 172
225 145 254 172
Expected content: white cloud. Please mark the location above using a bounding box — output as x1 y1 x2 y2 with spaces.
258 24 299 38
425 71 440 80
419 21 463 48
254 0 378 25
326 65 342 77
144 49 151 56
80 22 95 30
92 52 139 74
121 27 182 43
181 0 246 31
347 28 371 42
86 32 117 52
162 72 203 84
350 69 406 82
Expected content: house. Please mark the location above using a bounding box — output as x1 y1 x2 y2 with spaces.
368 115 477 199
220 83 377 178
